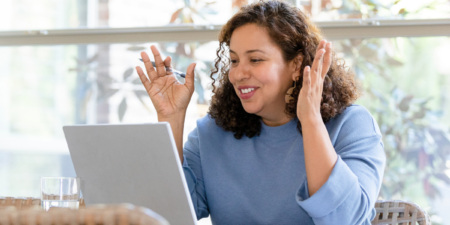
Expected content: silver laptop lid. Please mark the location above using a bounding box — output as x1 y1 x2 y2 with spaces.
63 123 197 225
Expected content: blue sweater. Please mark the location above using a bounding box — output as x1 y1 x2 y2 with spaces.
182 105 386 225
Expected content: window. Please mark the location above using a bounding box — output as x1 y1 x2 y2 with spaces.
0 41 215 193
0 0 233 31
297 0 450 20
338 37 450 220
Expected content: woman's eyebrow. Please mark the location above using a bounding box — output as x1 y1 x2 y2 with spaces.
229 49 266 54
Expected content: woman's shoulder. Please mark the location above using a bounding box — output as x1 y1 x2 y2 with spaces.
340 104 370 116
196 114 217 129
185 114 235 148
329 104 382 137
334 104 374 121
194 114 230 136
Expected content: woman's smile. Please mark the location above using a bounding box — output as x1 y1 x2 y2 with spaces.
238 85 259 99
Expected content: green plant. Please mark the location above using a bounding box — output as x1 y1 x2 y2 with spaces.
369 88 450 202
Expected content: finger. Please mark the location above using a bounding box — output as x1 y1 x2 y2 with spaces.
311 48 325 85
141 51 157 81
311 48 325 71
322 42 332 79
164 56 174 75
316 50 324 84
317 39 327 52
303 66 311 90
136 66 152 92
314 39 327 80
184 63 196 92
150 45 166 77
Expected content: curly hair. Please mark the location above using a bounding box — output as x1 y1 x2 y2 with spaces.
209 0 360 139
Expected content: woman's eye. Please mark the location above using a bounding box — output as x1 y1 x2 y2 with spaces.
231 60 238 64
251 59 262 63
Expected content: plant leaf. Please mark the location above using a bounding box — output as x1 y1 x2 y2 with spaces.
118 98 127 122
170 8 183 23
386 57 403 66
398 95 414 112
123 68 134 81
412 108 426 119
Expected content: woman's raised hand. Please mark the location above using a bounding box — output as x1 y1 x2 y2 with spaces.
296 40 332 123
135 46 196 119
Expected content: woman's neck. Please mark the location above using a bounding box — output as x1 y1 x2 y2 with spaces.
261 113 292 127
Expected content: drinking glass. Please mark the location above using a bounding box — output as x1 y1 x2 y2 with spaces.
40 177 80 210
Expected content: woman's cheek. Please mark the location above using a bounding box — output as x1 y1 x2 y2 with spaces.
228 69 236 84
228 70 239 95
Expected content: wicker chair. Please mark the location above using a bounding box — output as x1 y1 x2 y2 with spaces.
371 200 431 225
0 197 41 209
0 197 168 225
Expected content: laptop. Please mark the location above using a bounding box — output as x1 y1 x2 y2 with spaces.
63 123 198 225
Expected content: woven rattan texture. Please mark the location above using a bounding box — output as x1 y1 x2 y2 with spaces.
371 200 431 225
0 197 41 209
0 197 168 225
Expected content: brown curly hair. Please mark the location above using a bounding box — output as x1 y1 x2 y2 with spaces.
209 0 360 139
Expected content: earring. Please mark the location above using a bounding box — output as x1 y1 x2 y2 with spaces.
285 80 297 103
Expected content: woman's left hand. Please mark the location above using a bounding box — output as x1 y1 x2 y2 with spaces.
297 40 332 124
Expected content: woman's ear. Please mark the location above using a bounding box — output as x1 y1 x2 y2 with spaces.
291 54 303 81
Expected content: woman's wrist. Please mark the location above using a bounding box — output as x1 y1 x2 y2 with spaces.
299 114 323 127
158 111 186 164
158 111 187 123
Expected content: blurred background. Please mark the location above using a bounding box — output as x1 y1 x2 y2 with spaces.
0 0 450 224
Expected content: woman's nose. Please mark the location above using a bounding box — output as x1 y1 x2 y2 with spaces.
233 63 250 81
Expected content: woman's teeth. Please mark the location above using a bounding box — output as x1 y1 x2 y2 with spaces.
241 88 255 94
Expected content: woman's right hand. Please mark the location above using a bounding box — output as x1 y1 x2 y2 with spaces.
135 46 196 119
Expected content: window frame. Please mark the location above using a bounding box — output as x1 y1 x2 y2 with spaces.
1 19 450 46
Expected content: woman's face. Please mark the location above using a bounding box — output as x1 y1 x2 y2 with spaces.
229 23 299 122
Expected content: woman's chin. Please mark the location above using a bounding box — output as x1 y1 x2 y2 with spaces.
241 103 262 115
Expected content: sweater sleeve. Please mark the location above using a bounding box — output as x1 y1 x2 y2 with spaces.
296 106 386 225
182 126 210 220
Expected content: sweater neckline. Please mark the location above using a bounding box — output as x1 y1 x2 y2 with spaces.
259 118 299 139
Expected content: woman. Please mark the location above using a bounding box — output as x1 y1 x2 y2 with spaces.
135 1 385 224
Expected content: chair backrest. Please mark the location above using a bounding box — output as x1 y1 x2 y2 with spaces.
0 197 41 209
0 197 168 225
371 200 431 225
